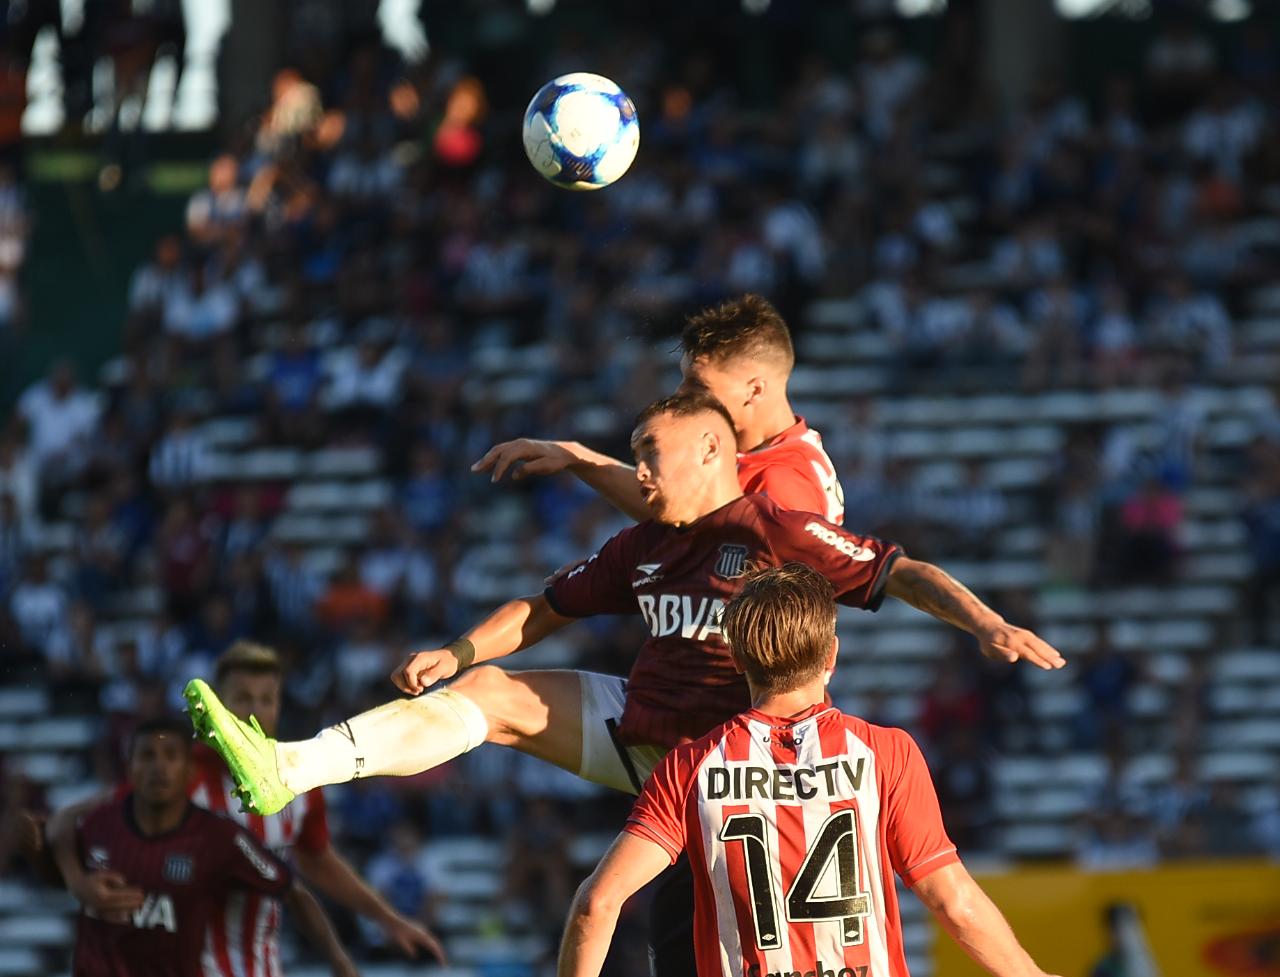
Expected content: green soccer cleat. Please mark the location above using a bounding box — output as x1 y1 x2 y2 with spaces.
183 678 295 816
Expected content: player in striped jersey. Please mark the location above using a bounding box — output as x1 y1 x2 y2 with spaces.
560 565 1061 977
473 294 846 525
47 644 444 977
51 718 353 977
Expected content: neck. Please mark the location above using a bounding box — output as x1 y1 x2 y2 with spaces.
739 397 797 453
131 794 186 836
749 679 828 719
676 477 745 526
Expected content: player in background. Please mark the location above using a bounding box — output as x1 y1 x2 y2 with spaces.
474 293 846 525
559 564 1062 977
183 390 1064 819
58 717 356 977
47 642 445 977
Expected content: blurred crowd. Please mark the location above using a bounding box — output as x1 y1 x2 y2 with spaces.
2 0 1280 965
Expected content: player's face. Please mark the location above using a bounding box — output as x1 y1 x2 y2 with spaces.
129 734 192 806
631 411 726 525
680 355 750 433
219 671 282 737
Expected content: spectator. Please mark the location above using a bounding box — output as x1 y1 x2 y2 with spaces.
1242 446 1280 644
317 552 389 634
186 154 248 247
9 554 69 659
16 361 101 492
357 820 436 955
1116 474 1183 584
149 412 215 491
1073 636 1139 751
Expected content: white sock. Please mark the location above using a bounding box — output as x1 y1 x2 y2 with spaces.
274 690 489 795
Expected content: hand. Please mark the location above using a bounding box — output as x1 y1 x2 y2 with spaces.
977 622 1066 670
391 649 460 695
472 439 579 482
330 952 361 977
381 913 448 964
71 870 146 923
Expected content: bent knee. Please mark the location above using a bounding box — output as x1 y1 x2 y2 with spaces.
451 666 527 744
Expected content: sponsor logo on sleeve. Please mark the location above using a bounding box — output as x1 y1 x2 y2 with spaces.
235 832 279 881
632 563 663 588
804 521 875 562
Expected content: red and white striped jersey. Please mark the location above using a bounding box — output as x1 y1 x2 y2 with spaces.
737 417 845 526
189 744 330 977
626 704 958 977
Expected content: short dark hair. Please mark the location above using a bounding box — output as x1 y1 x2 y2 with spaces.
720 563 837 695
680 294 795 372
129 716 193 756
634 389 736 435
215 641 283 684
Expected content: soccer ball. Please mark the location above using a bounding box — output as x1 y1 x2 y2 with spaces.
522 73 639 191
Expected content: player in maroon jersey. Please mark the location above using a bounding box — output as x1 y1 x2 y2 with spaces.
55 717 357 977
44 643 444 977
185 389 1063 818
473 294 846 525
560 564 1062 977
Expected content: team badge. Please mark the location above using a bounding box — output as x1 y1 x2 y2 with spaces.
713 544 748 580
164 853 194 884
88 847 110 870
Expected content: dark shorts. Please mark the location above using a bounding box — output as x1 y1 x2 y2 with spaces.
649 854 697 977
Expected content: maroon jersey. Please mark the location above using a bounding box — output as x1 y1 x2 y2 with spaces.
546 494 902 749
73 796 292 977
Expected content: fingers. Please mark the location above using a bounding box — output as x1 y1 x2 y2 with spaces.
471 442 531 482
391 653 454 695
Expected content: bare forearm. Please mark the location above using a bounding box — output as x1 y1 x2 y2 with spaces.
914 868 1048 977
284 882 351 968
557 891 621 977
565 445 648 521
296 849 394 925
884 558 1003 636
463 595 569 664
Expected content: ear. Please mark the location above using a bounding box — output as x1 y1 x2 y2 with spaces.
729 645 747 676
823 636 839 687
745 375 767 406
702 429 722 465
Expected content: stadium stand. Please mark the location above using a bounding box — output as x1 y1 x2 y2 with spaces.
1 4 1278 977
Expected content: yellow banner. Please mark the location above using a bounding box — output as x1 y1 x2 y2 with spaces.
931 860 1280 976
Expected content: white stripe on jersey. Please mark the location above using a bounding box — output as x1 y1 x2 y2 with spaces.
252 892 273 977
845 726 891 977
224 892 249 977
699 737 746 977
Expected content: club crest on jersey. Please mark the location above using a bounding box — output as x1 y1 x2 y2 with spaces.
714 544 748 580
163 853 194 884
88 847 109 870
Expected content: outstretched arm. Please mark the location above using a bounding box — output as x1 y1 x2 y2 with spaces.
283 880 361 977
558 832 672 977
294 845 446 963
473 439 650 521
391 593 574 694
884 558 1065 670
912 863 1061 977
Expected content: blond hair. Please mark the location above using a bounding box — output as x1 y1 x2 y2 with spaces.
720 563 837 695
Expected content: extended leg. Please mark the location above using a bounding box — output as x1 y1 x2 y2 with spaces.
185 669 585 814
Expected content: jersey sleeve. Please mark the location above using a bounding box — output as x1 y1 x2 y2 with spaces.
881 728 960 887
740 463 829 518
217 820 294 897
623 746 694 864
768 507 901 611
294 789 330 854
544 524 645 618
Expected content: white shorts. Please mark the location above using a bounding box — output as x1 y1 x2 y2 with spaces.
577 672 667 795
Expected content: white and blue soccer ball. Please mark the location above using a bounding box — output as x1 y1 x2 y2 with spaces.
522 73 639 191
